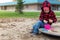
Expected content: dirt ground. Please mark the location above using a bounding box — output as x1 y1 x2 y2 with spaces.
0 18 60 40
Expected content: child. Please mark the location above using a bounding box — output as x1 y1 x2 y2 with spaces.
31 0 57 35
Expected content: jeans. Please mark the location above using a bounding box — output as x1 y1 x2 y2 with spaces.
32 20 44 34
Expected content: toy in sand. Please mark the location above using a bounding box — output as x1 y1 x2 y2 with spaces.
44 24 51 30
44 24 57 32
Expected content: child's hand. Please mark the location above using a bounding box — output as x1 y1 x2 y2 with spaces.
49 19 53 23
43 20 48 23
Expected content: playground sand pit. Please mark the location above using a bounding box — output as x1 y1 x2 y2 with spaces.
0 18 59 40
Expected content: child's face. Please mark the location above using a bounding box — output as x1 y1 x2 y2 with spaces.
43 7 49 13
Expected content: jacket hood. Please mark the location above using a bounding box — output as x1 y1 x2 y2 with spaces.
41 0 51 11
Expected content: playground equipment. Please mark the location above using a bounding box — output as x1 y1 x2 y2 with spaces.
40 28 60 37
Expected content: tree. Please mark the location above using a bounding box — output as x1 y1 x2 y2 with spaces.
16 0 24 14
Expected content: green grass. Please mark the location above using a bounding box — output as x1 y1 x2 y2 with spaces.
55 12 60 16
0 11 60 18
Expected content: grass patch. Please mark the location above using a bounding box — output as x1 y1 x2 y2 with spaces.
55 12 60 16
0 11 60 18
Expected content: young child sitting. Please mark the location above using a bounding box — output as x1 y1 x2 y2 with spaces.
31 0 57 35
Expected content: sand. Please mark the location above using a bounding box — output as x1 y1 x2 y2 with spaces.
0 18 59 40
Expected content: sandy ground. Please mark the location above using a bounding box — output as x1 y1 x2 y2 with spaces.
0 18 60 40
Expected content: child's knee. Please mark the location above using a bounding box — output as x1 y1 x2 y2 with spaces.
37 20 42 23
33 20 43 29
37 20 43 25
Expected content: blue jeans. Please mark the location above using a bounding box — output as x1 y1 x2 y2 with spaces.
32 20 44 34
